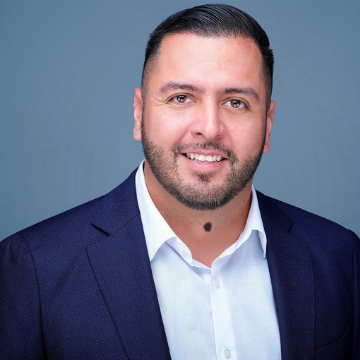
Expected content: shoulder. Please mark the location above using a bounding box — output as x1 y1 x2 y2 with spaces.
257 190 359 250
0 169 139 255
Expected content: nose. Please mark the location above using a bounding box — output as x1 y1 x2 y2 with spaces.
191 102 223 141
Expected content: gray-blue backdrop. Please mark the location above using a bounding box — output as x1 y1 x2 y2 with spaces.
1 0 359 240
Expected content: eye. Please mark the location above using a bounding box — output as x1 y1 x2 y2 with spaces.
170 94 193 104
224 99 247 109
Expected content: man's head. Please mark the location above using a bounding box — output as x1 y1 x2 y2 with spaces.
141 4 274 107
134 4 276 211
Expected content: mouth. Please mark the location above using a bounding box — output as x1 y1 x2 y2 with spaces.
183 153 225 163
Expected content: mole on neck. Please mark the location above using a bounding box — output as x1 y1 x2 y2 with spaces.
203 222 212 232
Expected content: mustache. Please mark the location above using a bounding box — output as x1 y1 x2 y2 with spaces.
174 142 238 163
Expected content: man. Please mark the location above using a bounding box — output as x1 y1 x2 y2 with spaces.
0 4 359 359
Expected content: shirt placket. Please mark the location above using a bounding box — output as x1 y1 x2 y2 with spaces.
210 260 238 360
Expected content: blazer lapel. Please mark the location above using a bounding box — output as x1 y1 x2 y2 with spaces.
257 192 314 360
87 171 171 360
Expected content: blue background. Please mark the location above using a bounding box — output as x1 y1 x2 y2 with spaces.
1 0 359 240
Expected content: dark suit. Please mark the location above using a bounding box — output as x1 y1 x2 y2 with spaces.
1 170 359 359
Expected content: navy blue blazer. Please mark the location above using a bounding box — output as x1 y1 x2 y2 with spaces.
1 170 359 359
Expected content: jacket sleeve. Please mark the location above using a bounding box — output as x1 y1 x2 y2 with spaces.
0 233 46 359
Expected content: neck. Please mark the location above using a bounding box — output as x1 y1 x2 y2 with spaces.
144 163 253 267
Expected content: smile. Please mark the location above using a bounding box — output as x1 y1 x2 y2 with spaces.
185 153 224 162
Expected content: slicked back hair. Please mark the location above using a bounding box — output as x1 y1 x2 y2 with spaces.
141 4 274 107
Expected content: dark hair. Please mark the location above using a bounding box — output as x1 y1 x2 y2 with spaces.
141 4 274 104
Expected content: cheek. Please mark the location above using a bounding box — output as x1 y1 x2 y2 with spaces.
228 122 266 154
144 108 192 143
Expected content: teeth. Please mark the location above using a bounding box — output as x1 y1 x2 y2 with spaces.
186 153 223 162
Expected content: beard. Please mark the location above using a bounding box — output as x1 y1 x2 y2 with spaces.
141 119 265 211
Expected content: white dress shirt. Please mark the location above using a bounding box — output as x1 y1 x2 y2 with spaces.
135 161 281 360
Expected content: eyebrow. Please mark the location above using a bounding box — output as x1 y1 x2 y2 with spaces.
160 81 204 94
224 87 260 102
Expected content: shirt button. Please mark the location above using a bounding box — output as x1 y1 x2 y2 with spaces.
224 349 231 358
212 279 220 288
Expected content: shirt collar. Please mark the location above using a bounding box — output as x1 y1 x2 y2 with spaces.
136 161 177 261
135 160 267 262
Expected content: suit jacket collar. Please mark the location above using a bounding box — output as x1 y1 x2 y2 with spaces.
88 170 171 360
87 172 314 360
257 191 315 360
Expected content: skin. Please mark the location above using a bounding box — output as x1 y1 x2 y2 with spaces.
133 33 275 267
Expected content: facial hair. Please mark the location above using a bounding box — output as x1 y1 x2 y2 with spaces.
141 118 265 211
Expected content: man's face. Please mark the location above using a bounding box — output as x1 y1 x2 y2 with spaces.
134 33 275 210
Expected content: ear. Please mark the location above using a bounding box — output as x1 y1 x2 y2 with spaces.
133 88 143 141
263 100 276 153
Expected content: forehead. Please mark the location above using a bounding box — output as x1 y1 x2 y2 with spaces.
147 33 265 95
